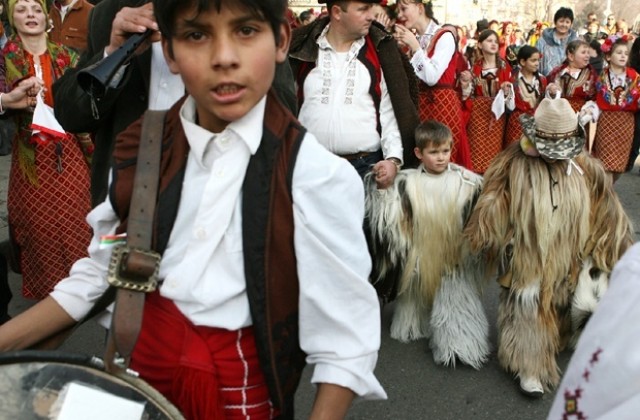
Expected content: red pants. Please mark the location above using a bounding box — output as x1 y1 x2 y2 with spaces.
130 293 278 419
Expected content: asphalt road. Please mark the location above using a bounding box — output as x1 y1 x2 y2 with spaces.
3 159 640 420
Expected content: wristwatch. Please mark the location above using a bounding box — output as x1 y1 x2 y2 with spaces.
387 157 402 170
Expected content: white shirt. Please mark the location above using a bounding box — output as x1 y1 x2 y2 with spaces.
148 42 184 110
410 21 456 86
297 24 403 161
106 42 184 110
51 95 386 399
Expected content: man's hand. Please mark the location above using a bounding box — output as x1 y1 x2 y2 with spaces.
373 159 399 189
106 2 161 56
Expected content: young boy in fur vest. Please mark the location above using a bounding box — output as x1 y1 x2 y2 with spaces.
365 119 490 369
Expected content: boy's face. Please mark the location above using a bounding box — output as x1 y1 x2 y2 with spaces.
414 140 452 175
163 3 290 133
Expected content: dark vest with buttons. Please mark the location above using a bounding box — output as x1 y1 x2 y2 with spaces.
109 90 307 419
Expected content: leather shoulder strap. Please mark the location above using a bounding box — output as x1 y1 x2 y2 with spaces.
105 109 166 372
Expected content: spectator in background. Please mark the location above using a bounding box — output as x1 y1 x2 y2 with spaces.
587 39 605 75
536 7 578 75
298 9 315 26
583 19 608 44
48 0 93 54
627 36 640 171
488 19 499 33
605 14 616 35
0 0 8 48
615 19 629 35
0 0 92 300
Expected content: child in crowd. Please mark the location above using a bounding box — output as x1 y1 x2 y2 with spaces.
366 120 489 370
546 40 597 112
593 34 640 179
504 45 547 146
0 0 386 418
465 29 514 173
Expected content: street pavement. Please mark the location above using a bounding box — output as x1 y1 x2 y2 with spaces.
1 153 639 419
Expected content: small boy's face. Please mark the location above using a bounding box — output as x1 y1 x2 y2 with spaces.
414 140 452 175
162 3 290 133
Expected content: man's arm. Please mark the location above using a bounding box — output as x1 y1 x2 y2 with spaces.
53 1 159 133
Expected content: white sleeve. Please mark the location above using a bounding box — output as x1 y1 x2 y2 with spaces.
379 72 403 163
292 133 387 400
410 32 456 86
49 196 120 321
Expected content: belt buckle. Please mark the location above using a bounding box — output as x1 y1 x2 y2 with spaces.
107 244 160 292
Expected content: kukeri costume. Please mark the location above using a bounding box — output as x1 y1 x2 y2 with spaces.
365 164 490 369
465 98 633 397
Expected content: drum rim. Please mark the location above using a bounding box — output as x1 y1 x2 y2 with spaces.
0 350 186 419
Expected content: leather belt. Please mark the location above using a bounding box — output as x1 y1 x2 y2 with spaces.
339 150 381 161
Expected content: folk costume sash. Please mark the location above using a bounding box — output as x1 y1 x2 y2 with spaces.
1 36 78 185
109 90 307 419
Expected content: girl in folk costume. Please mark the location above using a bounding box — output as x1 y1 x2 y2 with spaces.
465 98 633 398
365 120 489 369
498 21 517 61
465 29 514 174
393 0 473 170
546 39 598 112
504 45 547 146
592 34 640 179
0 0 92 299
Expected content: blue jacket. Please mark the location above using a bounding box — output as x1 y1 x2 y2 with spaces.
536 27 578 76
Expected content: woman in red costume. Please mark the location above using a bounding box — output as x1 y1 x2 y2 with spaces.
466 29 514 173
546 39 597 112
504 45 547 146
593 34 640 178
0 0 92 299
393 0 473 169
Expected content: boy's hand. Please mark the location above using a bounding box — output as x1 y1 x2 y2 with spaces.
106 2 161 56
373 159 399 189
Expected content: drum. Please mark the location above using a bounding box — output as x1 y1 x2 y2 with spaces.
0 350 185 419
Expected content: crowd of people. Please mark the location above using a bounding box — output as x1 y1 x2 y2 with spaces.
0 0 638 418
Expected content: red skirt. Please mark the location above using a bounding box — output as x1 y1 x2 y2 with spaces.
418 85 473 170
467 96 506 174
592 111 635 173
566 97 587 113
504 109 530 147
7 138 91 299
131 293 278 419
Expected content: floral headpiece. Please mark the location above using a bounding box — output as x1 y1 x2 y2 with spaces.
601 33 632 54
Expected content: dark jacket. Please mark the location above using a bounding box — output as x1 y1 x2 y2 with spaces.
53 0 297 207
110 90 306 419
289 17 420 167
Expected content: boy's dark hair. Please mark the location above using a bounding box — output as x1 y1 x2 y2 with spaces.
554 7 574 24
415 120 452 150
154 0 287 53
517 45 539 63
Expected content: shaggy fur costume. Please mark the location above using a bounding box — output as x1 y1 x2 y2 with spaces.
366 164 490 369
465 144 633 390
